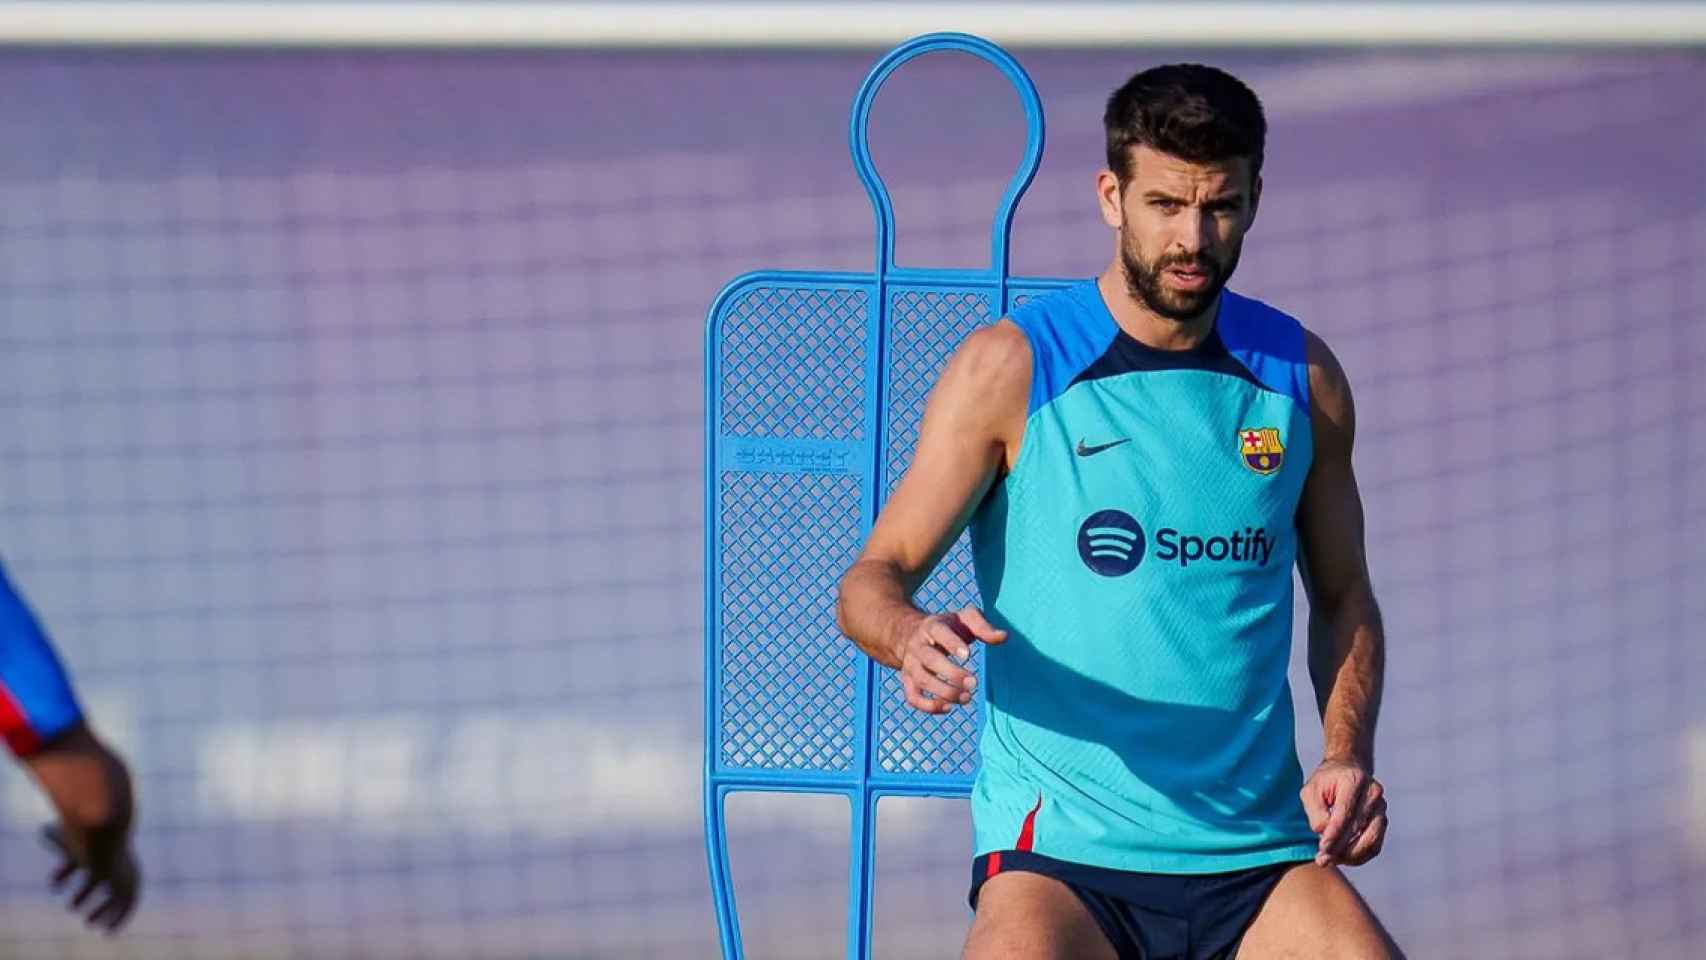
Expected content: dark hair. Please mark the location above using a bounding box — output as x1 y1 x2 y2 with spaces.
1103 64 1266 183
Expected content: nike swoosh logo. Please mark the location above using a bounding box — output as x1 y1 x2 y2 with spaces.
1075 438 1130 457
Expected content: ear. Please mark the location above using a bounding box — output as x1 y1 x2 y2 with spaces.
1246 174 1263 231
1096 169 1124 230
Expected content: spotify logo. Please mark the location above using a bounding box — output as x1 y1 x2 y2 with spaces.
1077 510 1146 577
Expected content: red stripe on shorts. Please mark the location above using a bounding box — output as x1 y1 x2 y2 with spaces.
986 852 1002 878
1015 794 1043 852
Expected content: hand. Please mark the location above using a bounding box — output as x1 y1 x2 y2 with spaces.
44 821 140 933
897 606 1008 715
1300 758 1387 867
24 726 142 933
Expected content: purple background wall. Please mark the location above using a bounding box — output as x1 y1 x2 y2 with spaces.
0 47 1701 958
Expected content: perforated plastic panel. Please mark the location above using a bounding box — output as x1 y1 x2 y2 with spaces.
874 288 999 778
718 470 865 772
719 286 869 440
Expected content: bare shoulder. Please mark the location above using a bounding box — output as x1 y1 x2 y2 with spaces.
952 319 1031 385
1302 327 1354 436
1303 327 1350 405
935 319 1032 418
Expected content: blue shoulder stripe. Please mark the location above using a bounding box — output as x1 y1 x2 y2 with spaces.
1217 290 1311 413
1010 280 1116 416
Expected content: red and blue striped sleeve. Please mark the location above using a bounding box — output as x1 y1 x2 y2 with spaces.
0 561 83 756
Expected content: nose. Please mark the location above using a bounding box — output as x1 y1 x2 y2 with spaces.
1170 208 1213 258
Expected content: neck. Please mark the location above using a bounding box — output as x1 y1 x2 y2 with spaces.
1097 263 1218 352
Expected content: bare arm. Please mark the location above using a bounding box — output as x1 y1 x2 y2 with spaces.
1296 329 1389 867
1298 331 1384 767
835 320 1030 711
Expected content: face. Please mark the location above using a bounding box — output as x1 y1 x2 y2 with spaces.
1097 145 1260 323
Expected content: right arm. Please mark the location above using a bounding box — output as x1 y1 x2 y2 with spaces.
834 320 1031 714
0 563 140 932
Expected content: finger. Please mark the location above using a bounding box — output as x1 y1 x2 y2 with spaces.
104 898 137 934
911 667 963 704
104 892 138 933
1348 791 1387 846
1315 777 1366 863
923 619 974 661
900 673 942 714
86 895 118 929
43 828 78 889
50 859 77 890
98 861 140 932
88 888 133 933
955 607 1009 645
98 902 131 934
1342 812 1388 866
86 895 116 929
914 641 975 696
907 655 966 705
900 672 953 715
42 826 89 893
915 636 975 687
1334 783 1384 861
1298 780 1330 836
41 824 69 856
70 874 101 910
1346 810 1387 864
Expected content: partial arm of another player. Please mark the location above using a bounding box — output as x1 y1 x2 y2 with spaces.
1295 330 1389 868
835 321 1030 715
0 563 140 932
23 724 140 933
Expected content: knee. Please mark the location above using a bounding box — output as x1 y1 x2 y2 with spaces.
960 923 996 960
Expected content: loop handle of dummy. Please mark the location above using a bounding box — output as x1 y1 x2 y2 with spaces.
849 32 1046 280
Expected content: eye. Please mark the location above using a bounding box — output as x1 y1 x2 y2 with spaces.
1152 198 1182 213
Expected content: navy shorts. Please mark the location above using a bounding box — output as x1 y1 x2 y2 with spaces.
969 850 1305 960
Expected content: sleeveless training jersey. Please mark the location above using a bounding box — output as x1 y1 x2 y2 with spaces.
968 279 1319 874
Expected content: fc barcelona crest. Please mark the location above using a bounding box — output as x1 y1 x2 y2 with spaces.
1239 427 1285 475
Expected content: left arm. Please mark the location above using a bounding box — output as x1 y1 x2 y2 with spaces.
1295 330 1389 868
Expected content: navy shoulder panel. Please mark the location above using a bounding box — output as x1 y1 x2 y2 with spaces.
1069 324 1265 390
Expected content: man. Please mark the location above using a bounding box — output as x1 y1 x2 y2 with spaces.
1 560 141 933
836 64 1399 958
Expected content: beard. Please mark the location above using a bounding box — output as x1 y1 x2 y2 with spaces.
1120 233 1242 323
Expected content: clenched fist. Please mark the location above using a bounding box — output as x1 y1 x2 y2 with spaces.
1301 759 1388 867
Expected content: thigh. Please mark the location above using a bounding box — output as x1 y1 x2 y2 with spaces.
963 870 1118 960
1235 864 1402 960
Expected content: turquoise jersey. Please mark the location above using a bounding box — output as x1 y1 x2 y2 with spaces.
968 279 1319 874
